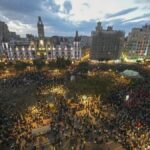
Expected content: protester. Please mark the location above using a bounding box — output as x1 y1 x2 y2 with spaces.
0 64 150 150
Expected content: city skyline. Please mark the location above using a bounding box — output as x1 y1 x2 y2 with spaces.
0 0 149 37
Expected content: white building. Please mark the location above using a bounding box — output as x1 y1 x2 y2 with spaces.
126 24 150 57
1 34 82 61
0 17 82 62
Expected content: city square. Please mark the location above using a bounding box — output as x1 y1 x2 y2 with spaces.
0 61 150 150
0 0 150 150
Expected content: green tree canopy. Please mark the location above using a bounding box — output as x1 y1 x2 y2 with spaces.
56 57 71 69
14 61 29 71
67 75 114 96
76 61 90 74
33 59 45 71
0 62 5 70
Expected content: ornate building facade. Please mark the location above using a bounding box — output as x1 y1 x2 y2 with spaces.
0 17 82 62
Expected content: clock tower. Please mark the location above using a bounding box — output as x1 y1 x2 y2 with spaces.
37 16 45 39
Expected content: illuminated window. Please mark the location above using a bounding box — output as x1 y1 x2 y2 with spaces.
40 40 44 45
22 47 25 51
37 52 40 56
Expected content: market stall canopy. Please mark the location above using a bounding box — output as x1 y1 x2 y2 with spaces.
121 70 143 79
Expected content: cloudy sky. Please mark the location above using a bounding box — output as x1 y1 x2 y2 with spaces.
0 0 149 37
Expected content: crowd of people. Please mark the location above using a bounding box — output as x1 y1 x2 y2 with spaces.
0 63 150 150
0 71 65 150
107 68 150 149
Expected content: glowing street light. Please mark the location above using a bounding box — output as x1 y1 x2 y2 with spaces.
82 95 87 101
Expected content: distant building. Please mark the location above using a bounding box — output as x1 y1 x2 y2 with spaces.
26 34 34 41
80 36 91 48
91 22 124 60
10 32 20 41
1 17 82 61
0 21 10 42
126 24 150 57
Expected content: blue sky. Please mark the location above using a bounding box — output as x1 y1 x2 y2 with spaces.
0 0 149 37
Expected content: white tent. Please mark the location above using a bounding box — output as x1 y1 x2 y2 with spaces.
121 70 143 79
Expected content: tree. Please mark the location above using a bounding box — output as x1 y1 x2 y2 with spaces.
67 75 114 96
66 59 71 66
33 59 45 71
48 60 57 70
56 57 71 69
0 62 5 71
14 61 29 72
76 61 90 74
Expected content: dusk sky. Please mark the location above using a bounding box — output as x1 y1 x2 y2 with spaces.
0 0 149 37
